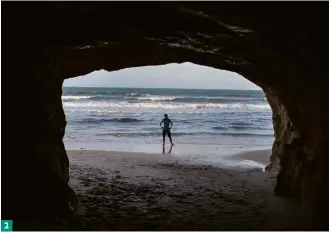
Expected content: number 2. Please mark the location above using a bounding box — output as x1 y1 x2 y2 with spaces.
4 222 9 229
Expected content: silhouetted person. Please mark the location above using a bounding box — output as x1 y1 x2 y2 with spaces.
160 113 173 146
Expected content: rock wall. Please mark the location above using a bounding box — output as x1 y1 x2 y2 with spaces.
3 5 76 227
4 2 329 229
265 89 310 198
4 47 76 229
262 69 329 228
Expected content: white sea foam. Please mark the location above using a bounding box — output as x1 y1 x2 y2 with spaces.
63 100 271 111
136 96 177 101
217 159 265 170
62 95 93 100
122 94 261 102
125 92 140 96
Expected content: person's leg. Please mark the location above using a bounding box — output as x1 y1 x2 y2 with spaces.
162 130 166 145
168 130 173 144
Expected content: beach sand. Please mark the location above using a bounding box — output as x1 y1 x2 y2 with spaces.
68 149 312 230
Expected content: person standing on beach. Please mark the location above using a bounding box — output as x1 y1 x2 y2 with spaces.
160 114 174 146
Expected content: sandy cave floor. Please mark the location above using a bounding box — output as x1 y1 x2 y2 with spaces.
64 150 313 231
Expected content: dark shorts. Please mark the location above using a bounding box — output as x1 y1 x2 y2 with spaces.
162 129 171 137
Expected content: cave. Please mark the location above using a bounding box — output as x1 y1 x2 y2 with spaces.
3 2 329 230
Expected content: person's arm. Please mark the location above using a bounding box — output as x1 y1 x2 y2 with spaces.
169 119 173 129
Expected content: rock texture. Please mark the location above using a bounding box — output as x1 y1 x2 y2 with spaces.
3 2 329 229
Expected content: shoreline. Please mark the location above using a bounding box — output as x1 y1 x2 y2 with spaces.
65 142 272 169
67 149 311 230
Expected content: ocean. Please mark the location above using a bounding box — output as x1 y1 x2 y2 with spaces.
62 87 274 166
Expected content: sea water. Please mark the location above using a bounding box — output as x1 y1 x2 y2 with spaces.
62 87 274 167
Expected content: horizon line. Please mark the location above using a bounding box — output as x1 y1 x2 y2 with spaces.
62 86 262 91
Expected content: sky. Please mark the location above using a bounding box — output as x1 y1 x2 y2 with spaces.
63 62 261 90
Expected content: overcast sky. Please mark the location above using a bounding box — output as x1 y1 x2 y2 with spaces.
64 62 260 90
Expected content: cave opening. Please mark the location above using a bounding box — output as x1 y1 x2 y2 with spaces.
62 63 274 167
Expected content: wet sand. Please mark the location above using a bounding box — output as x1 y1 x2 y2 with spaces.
68 149 312 230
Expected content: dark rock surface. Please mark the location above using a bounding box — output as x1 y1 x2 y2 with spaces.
3 2 329 230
